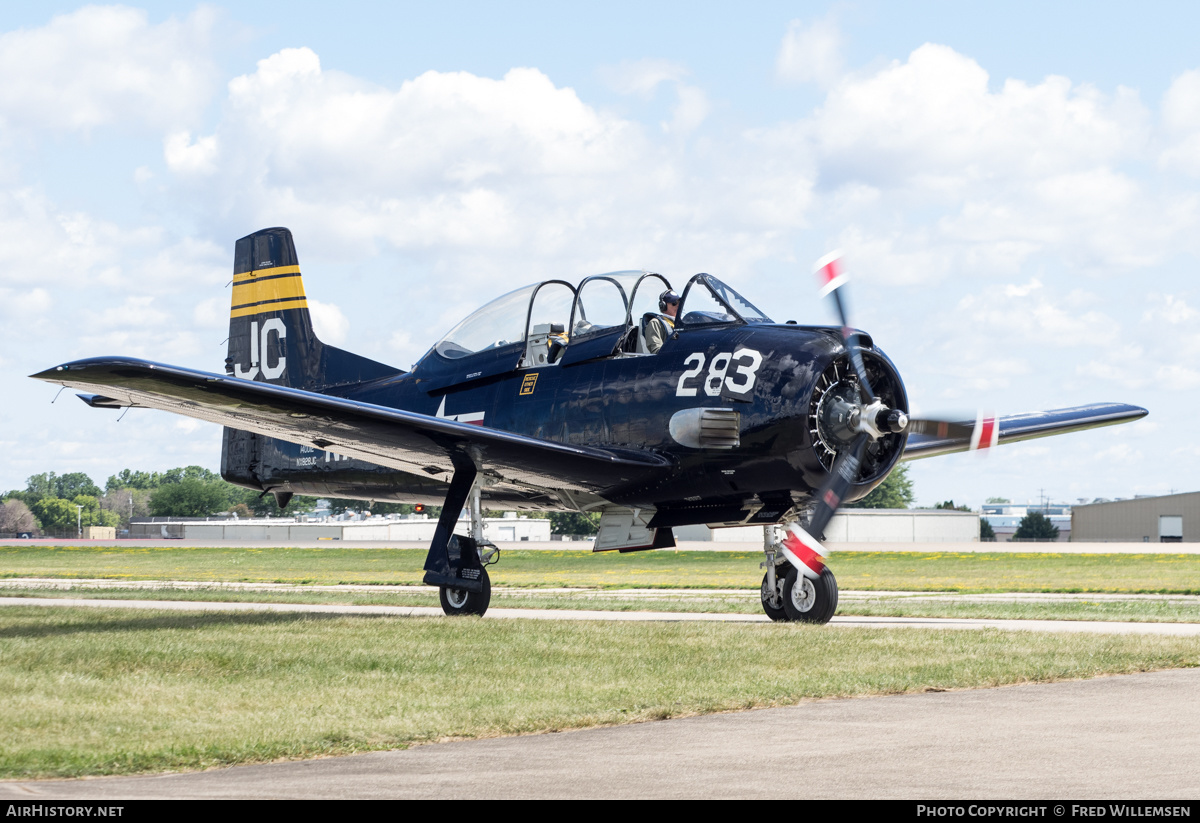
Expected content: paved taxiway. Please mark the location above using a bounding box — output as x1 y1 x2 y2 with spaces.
3 594 1200 635
3 668 1197 799
7 576 1200 605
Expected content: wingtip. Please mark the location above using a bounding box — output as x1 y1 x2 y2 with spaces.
29 365 65 382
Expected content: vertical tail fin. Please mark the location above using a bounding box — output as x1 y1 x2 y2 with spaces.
221 227 401 493
223 227 399 390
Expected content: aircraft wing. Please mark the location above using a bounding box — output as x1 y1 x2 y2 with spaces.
31 358 673 495
901 403 1148 460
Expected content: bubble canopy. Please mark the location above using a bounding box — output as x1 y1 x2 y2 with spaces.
432 283 538 360
427 271 772 362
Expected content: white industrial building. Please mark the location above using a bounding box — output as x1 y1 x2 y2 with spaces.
676 509 980 543
129 512 551 542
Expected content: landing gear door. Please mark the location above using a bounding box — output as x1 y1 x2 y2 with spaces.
593 507 676 552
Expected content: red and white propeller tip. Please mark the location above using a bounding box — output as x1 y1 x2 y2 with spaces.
969 411 999 451
814 250 848 298
782 523 829 579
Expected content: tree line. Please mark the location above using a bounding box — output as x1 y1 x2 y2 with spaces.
0 467 602 536
1 462 926 537
0 468 337 535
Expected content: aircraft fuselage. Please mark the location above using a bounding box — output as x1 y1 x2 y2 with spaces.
223 321 908 527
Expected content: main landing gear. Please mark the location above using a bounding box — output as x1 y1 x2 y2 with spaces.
760 525 838 624
422 463 499 617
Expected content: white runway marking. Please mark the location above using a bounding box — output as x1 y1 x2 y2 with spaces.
3 595 1200 634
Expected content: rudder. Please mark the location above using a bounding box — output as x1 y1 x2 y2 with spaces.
221 227 401 495
223 227 399 390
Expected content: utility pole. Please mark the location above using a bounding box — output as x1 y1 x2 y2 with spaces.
75 504 83 539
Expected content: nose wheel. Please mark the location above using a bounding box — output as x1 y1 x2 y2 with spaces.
760 524 838 624
782 566 838 624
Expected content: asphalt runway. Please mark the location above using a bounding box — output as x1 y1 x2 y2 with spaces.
3 668 1197 799
4 594 1200 635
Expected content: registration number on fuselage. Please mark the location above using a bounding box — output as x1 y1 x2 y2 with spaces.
676 348 763 397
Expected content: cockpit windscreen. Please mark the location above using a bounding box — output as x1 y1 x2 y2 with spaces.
706 276 772 323
434 284 535 359
680 275 773 326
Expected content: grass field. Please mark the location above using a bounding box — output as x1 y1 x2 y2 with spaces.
5 545 1200 593
6 545 1200 780
2 604 1198 779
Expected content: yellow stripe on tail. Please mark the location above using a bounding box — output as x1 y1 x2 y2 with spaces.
230 265 308 318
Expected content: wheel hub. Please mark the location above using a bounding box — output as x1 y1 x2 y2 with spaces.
789 576 816 613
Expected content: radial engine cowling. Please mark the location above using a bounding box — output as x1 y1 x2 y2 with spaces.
801 348 908 504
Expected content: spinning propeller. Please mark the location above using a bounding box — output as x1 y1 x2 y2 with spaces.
779 252 997 580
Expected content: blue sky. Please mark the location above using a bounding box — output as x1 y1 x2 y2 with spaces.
2 1 1198 507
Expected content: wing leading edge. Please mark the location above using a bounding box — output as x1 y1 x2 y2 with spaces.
31 358 672 495
901 403 1148 460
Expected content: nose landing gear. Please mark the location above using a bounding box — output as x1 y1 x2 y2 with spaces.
760 525 838 624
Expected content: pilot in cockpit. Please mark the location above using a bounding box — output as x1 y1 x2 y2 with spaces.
644 290 679 354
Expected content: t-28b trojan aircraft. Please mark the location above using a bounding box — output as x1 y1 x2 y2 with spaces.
33 228 1147 622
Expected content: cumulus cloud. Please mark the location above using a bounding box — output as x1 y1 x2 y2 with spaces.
810 44 1147 187
664 85 710 135
599 58 710 135
1160 69 1200 175
308 298 349 345
763 42 1196 286
1144 294 1198 324
164 131 219 176
777 17 844 87
162 48 775 285
599 58 689 98
0 5 220 133
0 189 147 288
0 286 51 317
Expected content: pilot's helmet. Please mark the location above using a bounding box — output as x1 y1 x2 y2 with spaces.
659 290 680 313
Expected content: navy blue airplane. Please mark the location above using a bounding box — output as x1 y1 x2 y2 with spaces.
32 228 1147 622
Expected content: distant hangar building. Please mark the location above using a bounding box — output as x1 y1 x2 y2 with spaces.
1071 492 1200 542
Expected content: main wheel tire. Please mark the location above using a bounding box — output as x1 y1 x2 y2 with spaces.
760 570 787 622
439 567 491 616
781 566 838 624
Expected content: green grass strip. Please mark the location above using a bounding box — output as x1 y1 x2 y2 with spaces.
4 546 1200 593
0 605 1197 778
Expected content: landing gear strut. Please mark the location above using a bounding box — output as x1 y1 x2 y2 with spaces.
760 524 838 624
760 526 788 622
422 463 498 617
